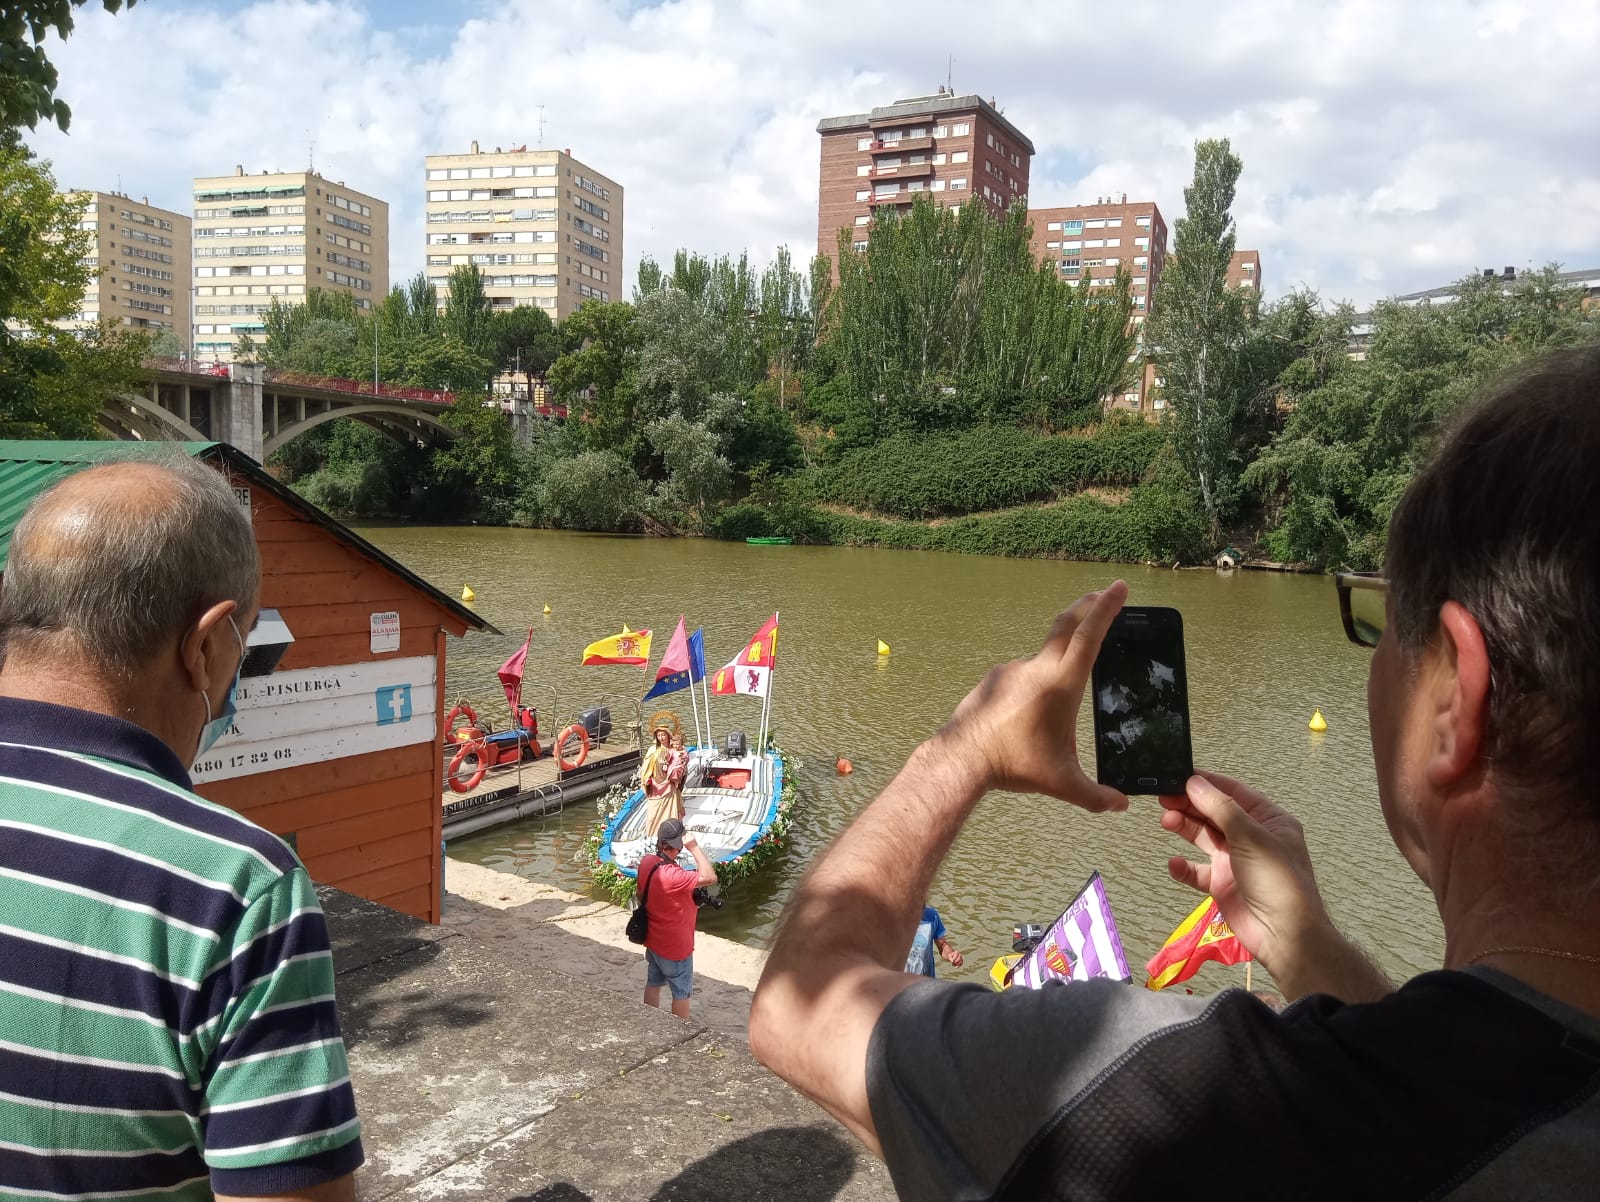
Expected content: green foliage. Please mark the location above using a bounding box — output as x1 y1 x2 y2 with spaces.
546 301 640 452
816 489 1206 564
539 450 646 531
812 422 1165 519
644 414 731 525
1242 267 1600 568
491 303 559 395
1 1 134 132
428 397 527 521
0 144 91 326
824 195 1137 443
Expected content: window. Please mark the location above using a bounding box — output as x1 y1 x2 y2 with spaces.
952 122 970 136
1106 218 1122 228
1134 256 1148 266
855 214 870 225
1135 295 1146 307
1062 240 1082 251
858 137 873 151
1046 241 1059 249
1241 262 1256 274
1060 260 1081 275
931 180 946 191
933 153 946 165
910 127 927 138
874 182 900 197
856 189 870 201
1134 237 1150 249
1084 239 1105 249
949 178 966 190
1133 275 1147 285
1062 220 1083 234
1046 221 1060 231
1104 257 1120 266
1136 216 1152 228
1086 219 1107 229
951 150 968 163
986 132 995 148
852 240 868 251
857 165 871 177
1237 279 1255 289
427 168 447 180
1105 239 1121 248
933 124 948 137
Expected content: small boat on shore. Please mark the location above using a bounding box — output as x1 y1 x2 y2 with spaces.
745 536 792 545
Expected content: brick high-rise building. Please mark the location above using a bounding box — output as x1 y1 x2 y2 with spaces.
58 191 191 351
816 90 1034 270
191 168 389 362
1028 197 1168 319
423 143 622 320
1228 248 1262 293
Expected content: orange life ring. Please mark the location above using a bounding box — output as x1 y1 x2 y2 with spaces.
447 740 488 793
555 723 590 772
445 701 479 743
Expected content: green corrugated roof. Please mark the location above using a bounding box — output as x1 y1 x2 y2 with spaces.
0 442 215 571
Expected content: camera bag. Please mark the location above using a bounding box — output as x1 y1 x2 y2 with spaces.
625 858 661 945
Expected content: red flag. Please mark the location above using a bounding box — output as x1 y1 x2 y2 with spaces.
497 627 533 711
711 614 778 696
653 617 690 683
1144 897 1252 991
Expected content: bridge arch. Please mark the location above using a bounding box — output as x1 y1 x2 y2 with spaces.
263 402 457 458
102 391 208 443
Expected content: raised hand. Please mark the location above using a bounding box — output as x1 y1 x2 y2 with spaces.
1160 772 1391 1002
935 582 1130 814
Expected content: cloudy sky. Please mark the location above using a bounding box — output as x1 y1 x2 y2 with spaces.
25 0 1600 307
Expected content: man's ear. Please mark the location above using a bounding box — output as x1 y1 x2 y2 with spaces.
178 600 239 694
1424 600 1491 791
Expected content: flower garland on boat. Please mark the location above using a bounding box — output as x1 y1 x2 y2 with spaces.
583 748 799 909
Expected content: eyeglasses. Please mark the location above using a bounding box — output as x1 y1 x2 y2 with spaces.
1336 572 1389 648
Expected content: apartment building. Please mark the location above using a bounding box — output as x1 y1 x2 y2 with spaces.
423 143 622 320
191 168 389 361
59 191 191 349
816 89 1034 269
1228 249 1262 293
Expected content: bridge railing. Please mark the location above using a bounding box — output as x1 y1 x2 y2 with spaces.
263 370 458 408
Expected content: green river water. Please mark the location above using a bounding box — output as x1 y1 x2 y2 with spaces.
356 525 1444 989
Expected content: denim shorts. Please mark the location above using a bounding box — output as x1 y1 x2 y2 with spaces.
645 949 694 1000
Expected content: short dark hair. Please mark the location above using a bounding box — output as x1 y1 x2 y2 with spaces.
1387 344 1600 840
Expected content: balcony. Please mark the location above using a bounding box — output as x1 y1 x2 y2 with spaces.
872 161 934 180
868 192 915 206
876 135 934 154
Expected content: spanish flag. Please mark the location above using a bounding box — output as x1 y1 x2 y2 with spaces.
1144 897 1252 991
711 614 777 697
581 625 652 666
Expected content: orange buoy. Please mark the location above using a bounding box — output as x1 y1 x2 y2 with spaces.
836 756 854 775
556 723 590 772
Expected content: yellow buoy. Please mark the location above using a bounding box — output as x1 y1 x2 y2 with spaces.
877 640 891 656
543 604 552 614
1308 709 1327 733
461 585 476 602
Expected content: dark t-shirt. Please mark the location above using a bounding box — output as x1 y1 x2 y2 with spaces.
866 968 1600 1201
639 853 698 960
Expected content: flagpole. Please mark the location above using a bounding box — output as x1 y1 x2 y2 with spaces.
1245 960 1253 993
759 611 778 755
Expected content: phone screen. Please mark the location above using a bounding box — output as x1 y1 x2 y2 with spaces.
1091 607 1193 794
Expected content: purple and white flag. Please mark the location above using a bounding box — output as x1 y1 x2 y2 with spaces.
1009 871 1132 989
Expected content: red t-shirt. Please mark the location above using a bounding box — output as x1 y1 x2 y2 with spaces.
639 854 698 960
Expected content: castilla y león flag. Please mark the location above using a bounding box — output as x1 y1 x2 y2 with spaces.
1144 896 1252 991
711 614 778 698
581 625 652 666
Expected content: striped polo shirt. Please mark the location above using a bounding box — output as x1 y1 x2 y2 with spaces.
0 695 363 1199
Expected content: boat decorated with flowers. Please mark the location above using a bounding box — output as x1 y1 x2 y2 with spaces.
588 614 795 905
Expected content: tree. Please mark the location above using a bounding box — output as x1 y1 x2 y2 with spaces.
1146 138 1254 535
546 301 640 452
1 1 135 132
645 414 732 523
429 397 525 520
539 450 646 531
491 304 560 397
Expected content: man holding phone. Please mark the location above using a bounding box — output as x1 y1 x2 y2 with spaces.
751 345 1600 1199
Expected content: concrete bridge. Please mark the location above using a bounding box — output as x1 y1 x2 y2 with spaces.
101 359 463 463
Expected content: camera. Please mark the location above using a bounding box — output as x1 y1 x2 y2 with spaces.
692 887 724 910
1012 923 1046 954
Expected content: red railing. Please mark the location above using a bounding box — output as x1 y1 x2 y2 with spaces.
264 369 457 407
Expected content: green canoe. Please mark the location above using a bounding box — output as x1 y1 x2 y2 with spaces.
745 536 793 545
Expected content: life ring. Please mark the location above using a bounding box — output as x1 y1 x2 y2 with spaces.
445 701 479 742
556 724 590 772
447 740 488 793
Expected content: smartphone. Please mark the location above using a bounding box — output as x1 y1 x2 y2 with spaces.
1090 606 1194 795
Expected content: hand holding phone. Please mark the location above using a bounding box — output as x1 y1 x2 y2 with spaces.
1091 606 1194 795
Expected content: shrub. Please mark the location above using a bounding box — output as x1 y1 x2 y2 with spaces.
539 451 646 531
812 422 1166 519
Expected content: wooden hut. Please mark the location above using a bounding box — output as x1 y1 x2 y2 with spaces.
0 441 495 922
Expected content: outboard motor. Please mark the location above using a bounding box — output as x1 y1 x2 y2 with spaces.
579 706 612 743
724 729 748 759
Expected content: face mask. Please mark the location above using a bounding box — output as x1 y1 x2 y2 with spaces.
197 617 246 756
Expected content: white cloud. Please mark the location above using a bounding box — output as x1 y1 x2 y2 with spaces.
25 0 1600 308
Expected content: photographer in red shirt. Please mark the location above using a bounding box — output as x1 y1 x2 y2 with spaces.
638 818 718 1020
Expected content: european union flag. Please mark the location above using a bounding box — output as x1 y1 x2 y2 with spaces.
688 627 706 682
643 669 688 702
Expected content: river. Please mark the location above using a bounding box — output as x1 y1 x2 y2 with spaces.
356 525 1444 989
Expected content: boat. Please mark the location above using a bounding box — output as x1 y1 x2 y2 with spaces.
592 732 789 902
588 613 794 904
745 536 792 545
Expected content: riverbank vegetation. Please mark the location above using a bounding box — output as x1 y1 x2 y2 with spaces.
245 142 1597 572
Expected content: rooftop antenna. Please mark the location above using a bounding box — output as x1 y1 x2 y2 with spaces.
306 131 315 173
537 105 546 149
946 54 953 94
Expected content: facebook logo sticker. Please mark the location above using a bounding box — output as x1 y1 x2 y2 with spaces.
375 685 413 726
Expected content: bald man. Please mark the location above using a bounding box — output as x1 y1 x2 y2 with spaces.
0 457 362 1201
